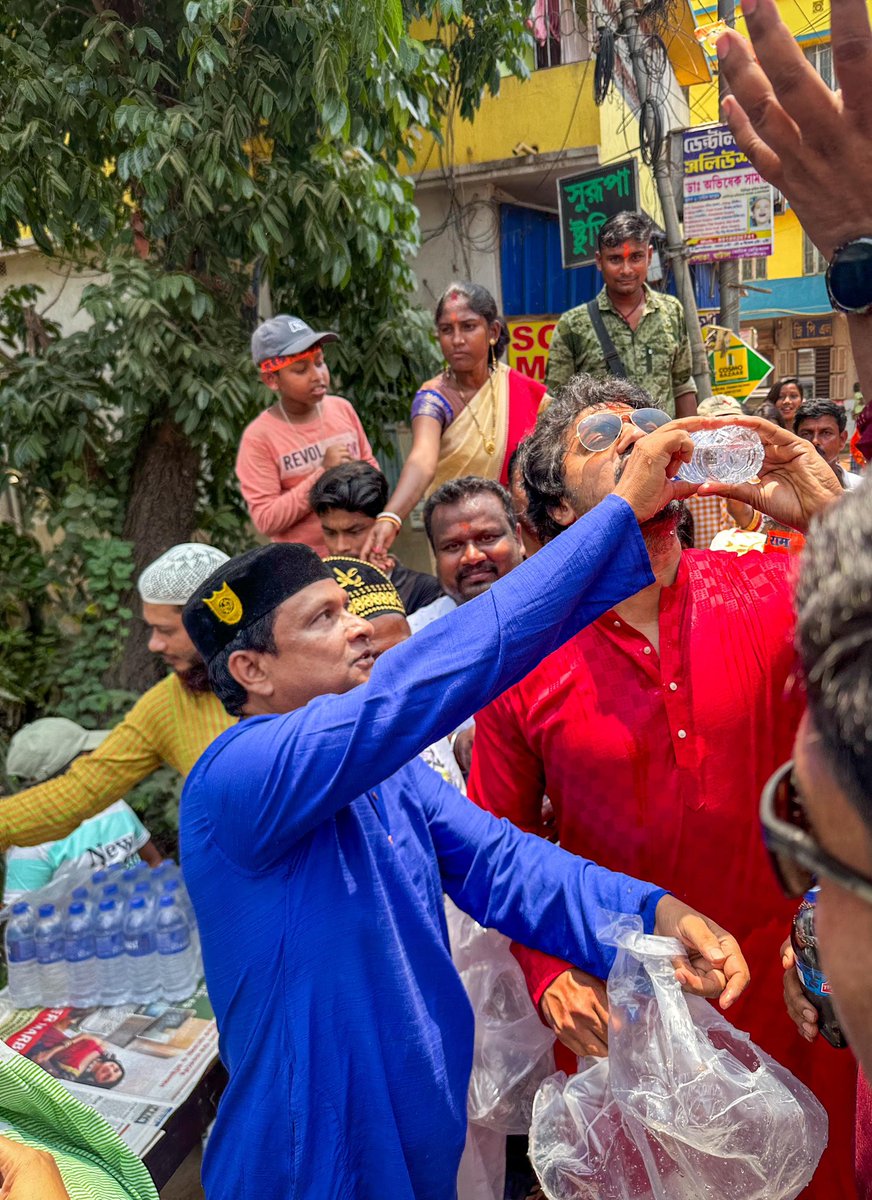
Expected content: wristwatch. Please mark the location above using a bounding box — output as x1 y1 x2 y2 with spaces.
826 237 872 315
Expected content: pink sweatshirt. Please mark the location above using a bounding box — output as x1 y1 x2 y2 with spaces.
235 396 379 553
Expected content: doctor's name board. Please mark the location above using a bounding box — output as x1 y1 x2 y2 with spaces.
557 159 640 269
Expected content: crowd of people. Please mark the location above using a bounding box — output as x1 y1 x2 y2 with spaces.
2 1 872 1196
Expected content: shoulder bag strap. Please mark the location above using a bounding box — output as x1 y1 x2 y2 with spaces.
586 299 627 379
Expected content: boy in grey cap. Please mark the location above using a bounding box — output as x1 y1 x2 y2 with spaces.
235 315 379 554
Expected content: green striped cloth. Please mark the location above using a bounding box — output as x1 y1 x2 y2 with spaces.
0 1043 158 1199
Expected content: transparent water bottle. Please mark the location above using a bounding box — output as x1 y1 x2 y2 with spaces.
65 902 97 1008
155 895 198 1002
5 903 40 1008
34 903 67 1003
124 897 160 1003
94 899 129 1006
70 886 94 918
101 883 123 905
121 862 149 896
91 869 110 889
132 880 157 917
677 425 764 485
163 879 200 960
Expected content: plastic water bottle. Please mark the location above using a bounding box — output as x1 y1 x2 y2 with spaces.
677 425 764 485
132 880 157 916
70 887 95 922
94 899 129 1006
151 860 180 887
5 903 40 1008
91 869 110 889
124 897 160 1003
34 904 67 1002
791 887 848 1049
101 883 122 905
65 902 96 1008
155 896 197 1002
121 862 148 895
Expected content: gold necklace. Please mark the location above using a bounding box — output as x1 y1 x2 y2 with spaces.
450 367 498 456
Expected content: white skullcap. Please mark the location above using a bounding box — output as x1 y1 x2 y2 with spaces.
137 543 230 607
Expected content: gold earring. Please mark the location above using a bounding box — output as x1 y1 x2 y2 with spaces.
489 339 496 345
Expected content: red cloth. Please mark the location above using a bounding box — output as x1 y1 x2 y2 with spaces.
856 399 872 465
857 1073 872 1198
498 369 547 486
469 548 856 1199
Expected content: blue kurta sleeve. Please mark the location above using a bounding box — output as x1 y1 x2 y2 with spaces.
191 495 653 870
412 758 665 979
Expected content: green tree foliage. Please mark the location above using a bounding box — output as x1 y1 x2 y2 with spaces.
0 0 533 728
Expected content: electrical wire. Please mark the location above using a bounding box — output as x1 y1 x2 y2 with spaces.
638 97 664 166
594 24 615 105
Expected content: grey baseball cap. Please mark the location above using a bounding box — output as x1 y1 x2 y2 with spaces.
7 718 110 783
251 315 338 366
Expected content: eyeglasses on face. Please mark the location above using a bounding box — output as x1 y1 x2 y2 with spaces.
760 760 872 905
574 406 672 454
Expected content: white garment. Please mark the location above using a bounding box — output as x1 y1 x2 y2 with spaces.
843 470 864 490
407 594 456 634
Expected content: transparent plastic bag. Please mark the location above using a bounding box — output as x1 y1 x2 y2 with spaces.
530 916 828 1200
445 899 555 1134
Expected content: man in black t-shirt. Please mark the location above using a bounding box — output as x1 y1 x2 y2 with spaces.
311 462 443 615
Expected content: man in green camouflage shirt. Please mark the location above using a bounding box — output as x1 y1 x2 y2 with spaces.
545 212 698 417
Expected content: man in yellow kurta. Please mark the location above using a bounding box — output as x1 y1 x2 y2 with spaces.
1 544 235 850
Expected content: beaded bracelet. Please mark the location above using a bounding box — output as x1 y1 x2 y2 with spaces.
376 511 403 529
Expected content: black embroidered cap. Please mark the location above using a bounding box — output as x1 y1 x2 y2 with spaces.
325 557 407 621
182 543 332 663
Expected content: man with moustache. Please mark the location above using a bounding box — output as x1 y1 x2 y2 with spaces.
408 477 524 634
467 376 857 1198
0 544 235 851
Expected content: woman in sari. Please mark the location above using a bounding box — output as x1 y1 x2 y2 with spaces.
363 282 546 563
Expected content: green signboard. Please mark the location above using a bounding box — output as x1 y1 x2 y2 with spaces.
557 159 640 269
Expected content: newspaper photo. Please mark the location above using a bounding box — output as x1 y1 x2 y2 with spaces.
0 981 218 1157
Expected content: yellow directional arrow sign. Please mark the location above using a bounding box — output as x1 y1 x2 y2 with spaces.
702 325 774 400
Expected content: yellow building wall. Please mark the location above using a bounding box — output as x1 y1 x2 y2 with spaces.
406 61 602 175
596 86 662 225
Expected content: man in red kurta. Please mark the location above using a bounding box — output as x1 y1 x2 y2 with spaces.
469 377 856 1199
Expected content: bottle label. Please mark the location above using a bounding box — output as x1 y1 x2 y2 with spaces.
157 928 190 955
36 939 64 965
7 939 36 963
796 959 833 996
95 931 124 959
65 939 95 962
125 933 155 957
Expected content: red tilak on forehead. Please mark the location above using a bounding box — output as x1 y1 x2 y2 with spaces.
621 242 633 259
448 289 462 302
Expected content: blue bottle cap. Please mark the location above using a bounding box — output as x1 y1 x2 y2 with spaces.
68 902 85 916
129 897 145 910
159 895 175 908
91 870 109 885
803 887 820 904
71 887 89 901
98 899 116 912
102 884 120 899
163 878 180 891
11 902 30 915
38 904 55 917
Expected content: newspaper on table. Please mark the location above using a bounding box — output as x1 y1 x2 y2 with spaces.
0 980 218 1157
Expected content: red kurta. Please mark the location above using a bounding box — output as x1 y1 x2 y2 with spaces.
469 547 856 1199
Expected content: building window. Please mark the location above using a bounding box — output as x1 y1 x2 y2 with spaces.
796 346 832 398
533 0 562 68
740 257 768 282
803 232 828 276
803 42 835 90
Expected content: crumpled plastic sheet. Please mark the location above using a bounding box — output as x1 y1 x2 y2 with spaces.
530 916 828 1200
445 899 555 1135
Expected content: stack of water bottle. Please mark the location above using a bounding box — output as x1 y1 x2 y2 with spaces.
4 860 202 1009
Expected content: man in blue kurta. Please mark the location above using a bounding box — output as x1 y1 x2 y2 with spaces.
180 420 749 1200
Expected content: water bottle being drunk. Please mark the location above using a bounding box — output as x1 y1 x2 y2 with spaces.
791 887 848 1049
677 425 765 485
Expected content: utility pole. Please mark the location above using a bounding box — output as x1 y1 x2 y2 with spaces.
619 0 712 400
717 0 741 333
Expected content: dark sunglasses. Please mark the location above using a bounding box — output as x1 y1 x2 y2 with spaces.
575 406 672 453
760 760 872 904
